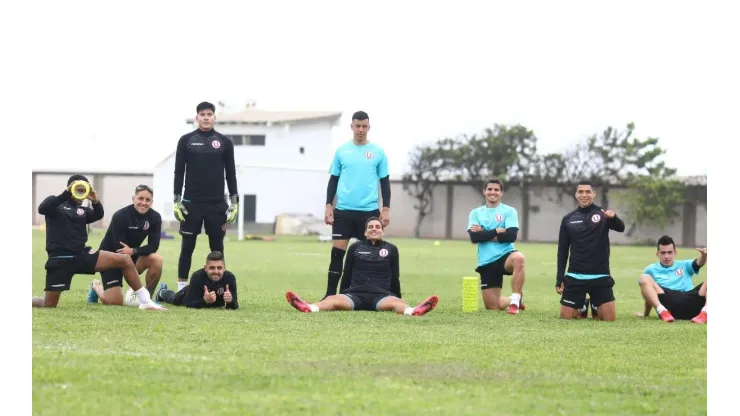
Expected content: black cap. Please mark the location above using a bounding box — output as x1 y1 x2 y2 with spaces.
67 174 89 186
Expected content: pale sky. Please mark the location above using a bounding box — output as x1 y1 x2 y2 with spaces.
13 0 737 178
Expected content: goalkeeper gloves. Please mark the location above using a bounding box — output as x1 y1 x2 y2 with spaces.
173 195 188 222
226 194 239 224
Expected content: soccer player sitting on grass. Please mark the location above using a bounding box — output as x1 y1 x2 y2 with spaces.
87 184 164 306
155 251 239 309
286 217 439 316
633 235 707 324
33 175 165 310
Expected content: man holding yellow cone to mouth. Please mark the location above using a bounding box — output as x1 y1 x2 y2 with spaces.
33 175 166 310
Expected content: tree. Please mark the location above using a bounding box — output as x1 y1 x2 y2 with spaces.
402 143 447 238
444 124 537 191
541 123 676 205
615 175 688 238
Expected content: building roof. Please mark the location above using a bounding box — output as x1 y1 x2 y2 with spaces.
186 108 343 125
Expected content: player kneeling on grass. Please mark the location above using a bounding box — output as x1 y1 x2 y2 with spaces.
87 184 164 306
32 175 165 310
286 217 438 316
633 235 707 324
155 251 239 309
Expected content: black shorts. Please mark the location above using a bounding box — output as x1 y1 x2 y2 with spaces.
560 275 615 309
658 283 705 320
475 251 515 290
340 287 394 311
99 254 140 290
332 209 380 241
44 250 100 292
180 201 228 237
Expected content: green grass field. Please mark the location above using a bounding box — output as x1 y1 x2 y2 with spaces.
31 230 707 415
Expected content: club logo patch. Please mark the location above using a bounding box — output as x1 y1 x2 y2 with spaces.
676 268 683 276
217 287 224 295
495 214 503 222
591 214 601 223
77 208 85 216
212 140 221 149
365 152 374 159
379 248 389 257
143 221 149 231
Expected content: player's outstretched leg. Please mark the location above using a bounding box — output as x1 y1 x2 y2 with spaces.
504 252 526 314
95 251 166 310
691 280 707 324
89 279 124 305
136 254 164 297
637 274 675 322
376 295 439 316
286 291 353 313
177 234 197 291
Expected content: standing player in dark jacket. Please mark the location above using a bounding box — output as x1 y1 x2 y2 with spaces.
32 175 165 310
86 184 164 306
156 251 239 310
286 217 438 316
173 101 239 293
556 181 625 320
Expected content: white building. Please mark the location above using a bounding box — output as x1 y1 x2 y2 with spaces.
152 107 342 226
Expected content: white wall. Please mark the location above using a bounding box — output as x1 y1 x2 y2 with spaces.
193 119 335 170
153 162 328 224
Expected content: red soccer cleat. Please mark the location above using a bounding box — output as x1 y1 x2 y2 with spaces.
691 311 707 324
412 295 439 316
507 303 520 315
285 291 311 313
659 310 675 322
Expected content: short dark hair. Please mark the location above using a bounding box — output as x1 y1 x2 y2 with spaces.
483 178 504 192
196 101 216 114
135 184 153 196
577 180 593 189
657 235 676 251
206 251 225 263
67 174 89 186
365 216 383 229
352 111 369 121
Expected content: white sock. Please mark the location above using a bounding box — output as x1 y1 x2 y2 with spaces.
592 305 598 312
701 306 707 313
404 307 414 316
309 304 319 313
579 304 588 313
510 293 521 307
136 288 153 304
177 281 188 291
656 304 667 314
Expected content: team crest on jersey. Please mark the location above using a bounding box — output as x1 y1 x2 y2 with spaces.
365 152 374 159
495 214 503 222
675 268 683 276
217 287 224 295
143 221 149 231
212 140 221 149
379 248 389 257
591 214 601 223
76 208 84 216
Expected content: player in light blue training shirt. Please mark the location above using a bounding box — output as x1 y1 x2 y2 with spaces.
467 178 526 314
322 111 391 299
636 234 707 323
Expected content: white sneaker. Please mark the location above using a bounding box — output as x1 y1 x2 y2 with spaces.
139 301 167 311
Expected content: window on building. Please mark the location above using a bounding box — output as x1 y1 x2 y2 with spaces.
225 134 266 146
246 135 266 146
